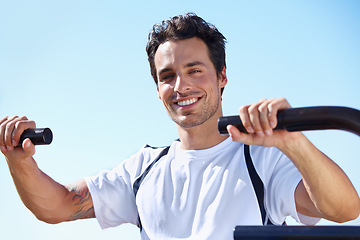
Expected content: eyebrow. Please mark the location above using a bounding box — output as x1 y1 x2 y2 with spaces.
158 67 173 77
185 61 205 68
157 61 206 77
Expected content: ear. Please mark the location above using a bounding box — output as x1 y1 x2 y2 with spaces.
219 66 228 88
157 86 161 99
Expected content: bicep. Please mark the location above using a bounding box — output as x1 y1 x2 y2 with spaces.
65 179 95 221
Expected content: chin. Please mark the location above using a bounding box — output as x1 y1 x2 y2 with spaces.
173 116 206 129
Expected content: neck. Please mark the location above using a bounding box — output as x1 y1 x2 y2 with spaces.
177 113 228 150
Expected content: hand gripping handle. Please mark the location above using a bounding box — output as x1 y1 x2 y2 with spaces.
218 106 360 137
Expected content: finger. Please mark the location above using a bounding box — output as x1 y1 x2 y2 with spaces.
3 116 19 151
258 100 272 136
267 106 277 129
239 105 255 134
0 116 9 152
267 97 292 128
248 99 267 136
12 117 36 147
0 116 9 125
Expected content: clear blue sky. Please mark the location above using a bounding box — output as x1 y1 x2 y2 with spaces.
1 0 360 239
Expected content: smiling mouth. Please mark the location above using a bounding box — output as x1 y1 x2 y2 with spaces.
176 97 199 106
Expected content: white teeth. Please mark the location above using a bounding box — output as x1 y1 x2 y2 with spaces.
177 98 198 106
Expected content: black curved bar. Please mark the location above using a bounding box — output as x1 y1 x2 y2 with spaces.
218 106 360 137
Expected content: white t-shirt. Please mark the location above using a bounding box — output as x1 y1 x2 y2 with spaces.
85 137 319 240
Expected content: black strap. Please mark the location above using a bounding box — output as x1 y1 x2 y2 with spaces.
133 146 170 230
133 143 278 230
244 144 273 225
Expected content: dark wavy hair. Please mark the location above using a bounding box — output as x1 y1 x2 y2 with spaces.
146 13 227 94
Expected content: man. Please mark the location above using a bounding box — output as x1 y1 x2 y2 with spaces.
1 13 359 240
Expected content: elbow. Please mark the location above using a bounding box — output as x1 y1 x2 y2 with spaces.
331 213 359 224
39 218 63 225
34 213 66 225
28 201 71 224
341 197 360 222
339 209 360 223
331 212 359 224
327 199 360 223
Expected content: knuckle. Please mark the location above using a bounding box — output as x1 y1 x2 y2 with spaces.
268 100 285 113
1 116 9 122
14 121 21 128
29 120 36 128
239 106 250 117
268 105 275 114
239 105 247 113
241 118 251 127
258 98 267 103
5 121 15 131
268 99 279 110
248 104 257 113
258 104 268 114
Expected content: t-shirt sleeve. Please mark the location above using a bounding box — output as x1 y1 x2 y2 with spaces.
84 167 137 228
85 162 138 229
84 146 153 229
255 147 320 225
84 145 163 229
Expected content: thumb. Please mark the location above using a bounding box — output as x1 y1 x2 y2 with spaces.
22 138 36 157
227 125 249 143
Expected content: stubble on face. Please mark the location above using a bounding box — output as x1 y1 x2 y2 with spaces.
168 89 221 129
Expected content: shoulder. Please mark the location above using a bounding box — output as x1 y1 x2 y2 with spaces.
141 143 174 163
126 141 178 177
247 145 291 184
86 142 175 188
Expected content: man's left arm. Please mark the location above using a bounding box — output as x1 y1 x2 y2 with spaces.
227 98 360 223
280 132 359 222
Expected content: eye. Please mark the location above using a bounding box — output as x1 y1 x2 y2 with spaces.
189 69 201 74
160 74 175 82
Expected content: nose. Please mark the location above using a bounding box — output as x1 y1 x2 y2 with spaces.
174 74 191 93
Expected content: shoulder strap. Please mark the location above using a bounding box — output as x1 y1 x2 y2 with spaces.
244 144 278 225
133 145 170 230
133 146 170 197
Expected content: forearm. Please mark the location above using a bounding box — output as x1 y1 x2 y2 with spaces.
7 156 72 223
1 116 94 223
279 132 360 222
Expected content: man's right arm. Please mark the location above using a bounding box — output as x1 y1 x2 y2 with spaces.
65 179 95 222
1 116 94 223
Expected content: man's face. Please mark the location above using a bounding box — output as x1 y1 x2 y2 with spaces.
155 37 227 129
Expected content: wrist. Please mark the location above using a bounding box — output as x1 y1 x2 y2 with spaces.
277 132 309 159
6 156 38 177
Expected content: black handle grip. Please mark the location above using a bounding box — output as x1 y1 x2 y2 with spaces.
218 106 360 137
17 128 53 147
